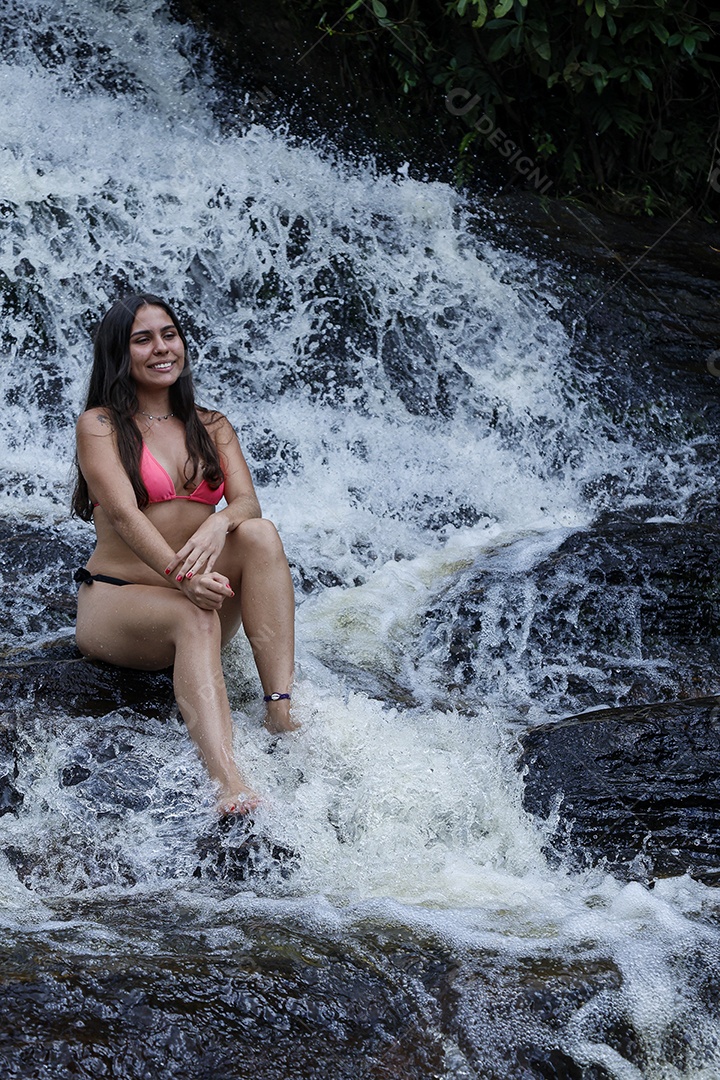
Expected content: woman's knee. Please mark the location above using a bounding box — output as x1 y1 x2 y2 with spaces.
233 517 284 557
175 601 221 642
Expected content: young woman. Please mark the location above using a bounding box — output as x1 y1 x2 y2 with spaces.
72 293 297 815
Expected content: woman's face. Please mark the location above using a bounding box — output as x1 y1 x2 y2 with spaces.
128 304 185 393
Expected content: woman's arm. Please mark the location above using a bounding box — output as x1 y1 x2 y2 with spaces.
166 414 262 580
213 412 262 530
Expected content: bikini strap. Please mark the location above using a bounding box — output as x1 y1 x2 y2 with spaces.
73 568 132 587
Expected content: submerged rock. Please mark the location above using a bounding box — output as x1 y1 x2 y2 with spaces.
0 773 23 816
0 639 177 847
520 694 720 883
193 815 299 882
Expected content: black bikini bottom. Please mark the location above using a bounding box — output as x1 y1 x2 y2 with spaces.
74 567 134 587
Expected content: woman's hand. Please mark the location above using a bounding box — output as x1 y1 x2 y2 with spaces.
165 514 230 581
178 570 235 610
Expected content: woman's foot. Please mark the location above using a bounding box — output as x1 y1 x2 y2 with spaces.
216 770 262 817
217 791 261 817
264 696 301 734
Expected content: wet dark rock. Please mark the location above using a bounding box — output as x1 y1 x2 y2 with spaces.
60 764 92 787
438 947 622 1080
245 426 302 486
0 714 19 760
0 517 90 642
0 517 81 577
421 519 720 717
0 499 173 706
0 912 454 1080
381 314 471 419
466 197 720 450
2 844 38 883
0 639 176 829
291 560 344 595
70 760 155 816
520 694 720 883
0 902 644 1080
4 824 141 891
0 773 24 816
0 12 146 100
0 717 23 816
171 0 446 182
0 641 175 719
193 816 299 882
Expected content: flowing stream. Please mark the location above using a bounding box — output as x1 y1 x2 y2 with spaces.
2 2 720 1076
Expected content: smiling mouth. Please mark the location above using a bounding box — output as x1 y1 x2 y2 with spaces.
149 361 174 370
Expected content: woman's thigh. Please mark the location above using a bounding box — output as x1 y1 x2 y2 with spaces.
76 581 203 670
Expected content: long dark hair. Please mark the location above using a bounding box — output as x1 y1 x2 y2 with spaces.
72 293 224 521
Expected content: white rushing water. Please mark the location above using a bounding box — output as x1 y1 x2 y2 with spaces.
2 1 720 1076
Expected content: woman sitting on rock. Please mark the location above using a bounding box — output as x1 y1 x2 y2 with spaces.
72 293 297 815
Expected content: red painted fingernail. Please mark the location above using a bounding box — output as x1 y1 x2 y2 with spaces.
186 571 193 579
176 574 183 582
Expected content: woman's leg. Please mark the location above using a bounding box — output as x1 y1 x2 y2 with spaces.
76 582 259 811
215 518 298 733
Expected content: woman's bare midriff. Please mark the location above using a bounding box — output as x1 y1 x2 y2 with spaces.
86 501 217 586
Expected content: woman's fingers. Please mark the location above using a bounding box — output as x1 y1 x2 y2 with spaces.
172 543 223 580
207 571 234 596
180 572 234 608
185 550 216 579
165 544 202 579
167 517 229 580
174 547 211 581
164 551 182 578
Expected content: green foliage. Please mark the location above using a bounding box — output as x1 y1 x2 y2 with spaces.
286 0 719 215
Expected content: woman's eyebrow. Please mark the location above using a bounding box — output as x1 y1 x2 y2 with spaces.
130 323 176 338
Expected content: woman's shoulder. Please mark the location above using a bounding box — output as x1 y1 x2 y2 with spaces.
196 404 227 423
197 406 236 439
76 406 115 435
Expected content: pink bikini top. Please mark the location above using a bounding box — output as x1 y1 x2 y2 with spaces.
93 443 225 508
140 443 225 505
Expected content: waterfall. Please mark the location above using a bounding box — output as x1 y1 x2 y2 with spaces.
2 2 719 1077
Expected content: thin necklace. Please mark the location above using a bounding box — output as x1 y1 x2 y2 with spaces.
139 410 174 421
